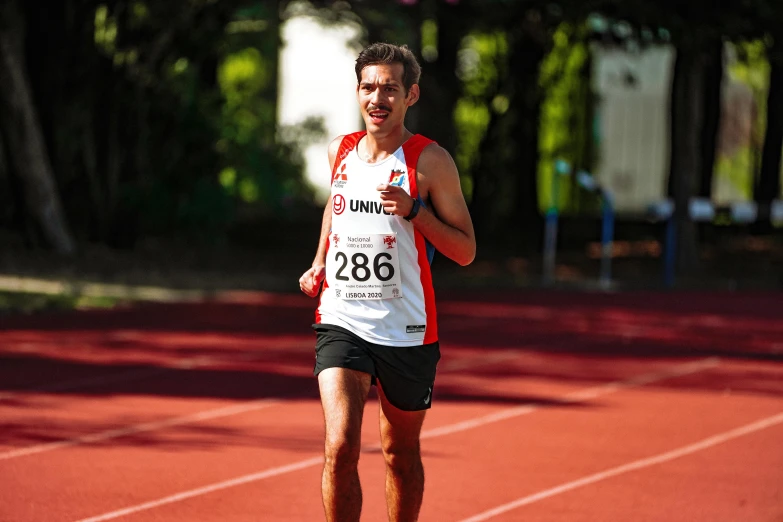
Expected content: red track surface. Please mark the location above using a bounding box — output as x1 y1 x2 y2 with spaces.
1 290 782 521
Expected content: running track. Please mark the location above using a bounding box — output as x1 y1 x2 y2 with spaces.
1 290 782 521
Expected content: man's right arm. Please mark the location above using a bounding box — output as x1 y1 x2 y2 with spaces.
299 135 343 297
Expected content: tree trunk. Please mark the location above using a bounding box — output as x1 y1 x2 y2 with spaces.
416 2 463 156
0 129 34 241
699 39 723 198
0 0 76 255
470 106 509 251
509 29 546 255
755 50 783 228
668 44 706 275
469 26 546 256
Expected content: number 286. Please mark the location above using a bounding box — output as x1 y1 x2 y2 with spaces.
334 252 394 282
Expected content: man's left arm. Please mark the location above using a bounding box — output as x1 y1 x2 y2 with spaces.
378 145 476 266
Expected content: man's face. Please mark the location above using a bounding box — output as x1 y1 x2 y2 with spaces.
357 63 419 135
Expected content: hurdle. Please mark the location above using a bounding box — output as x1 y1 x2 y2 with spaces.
647 198 783 287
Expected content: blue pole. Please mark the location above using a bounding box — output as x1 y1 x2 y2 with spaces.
543 161 568 284
542 210 558 284
600 191 614 288
664 217 676 288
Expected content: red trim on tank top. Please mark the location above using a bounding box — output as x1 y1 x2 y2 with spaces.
401 135 438 343
317 132 365 325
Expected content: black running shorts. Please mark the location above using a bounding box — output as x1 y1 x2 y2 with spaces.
312 323 441 411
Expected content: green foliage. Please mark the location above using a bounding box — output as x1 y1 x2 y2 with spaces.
0 291 120 315
453 31 508 200
6 0 318 247
713 40 771 201
537 22 594 214
219 47 271 146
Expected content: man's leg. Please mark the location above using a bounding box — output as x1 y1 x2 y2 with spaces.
377 382 427 522
318 367 372 522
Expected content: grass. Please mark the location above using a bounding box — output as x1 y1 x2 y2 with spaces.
0 291 122 316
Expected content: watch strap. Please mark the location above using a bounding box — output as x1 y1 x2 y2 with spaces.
403 198 421 221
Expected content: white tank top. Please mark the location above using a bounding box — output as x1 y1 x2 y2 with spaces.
315 132 438 347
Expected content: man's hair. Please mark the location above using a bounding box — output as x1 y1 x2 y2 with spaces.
355 43 421 93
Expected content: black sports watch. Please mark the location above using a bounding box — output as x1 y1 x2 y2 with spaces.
403 198 421 221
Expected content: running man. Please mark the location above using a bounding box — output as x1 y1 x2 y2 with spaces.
298 42 476 522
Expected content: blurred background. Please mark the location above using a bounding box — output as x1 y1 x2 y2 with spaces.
1 0 782 310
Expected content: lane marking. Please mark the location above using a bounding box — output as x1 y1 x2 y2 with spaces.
420 357 719 440
458 410 783 521
74 457 324 522
1 348 525 460
0 337 511 402
439 350 522 372
69 358 718 521
0 399 278 461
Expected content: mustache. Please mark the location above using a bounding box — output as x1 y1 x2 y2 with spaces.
368 105 392 113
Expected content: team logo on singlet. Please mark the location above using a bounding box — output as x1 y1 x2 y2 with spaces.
333 164 348 188
333 194 346 215
389 169 406 187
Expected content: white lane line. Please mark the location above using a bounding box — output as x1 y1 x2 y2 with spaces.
0 343 511 402
440 350 522 372
420 357 719 440
0 348 524 460
74 456 324 522
0 399 279 461
458 410 783 522
70 358 719 522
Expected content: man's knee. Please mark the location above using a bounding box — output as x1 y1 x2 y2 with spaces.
381 439 422 472
324 434 362 471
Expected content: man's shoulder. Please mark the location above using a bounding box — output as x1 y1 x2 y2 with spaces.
417 141 456 174
330 132 366 153
328 132 366 165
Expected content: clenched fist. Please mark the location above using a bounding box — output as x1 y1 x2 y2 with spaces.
299 265 325 297
377 183 415 217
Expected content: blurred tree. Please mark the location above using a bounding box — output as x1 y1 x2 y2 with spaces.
699 38 724 199
757 44 783 213
9 0 781 266
755 9 783 228
588 0 772 273
1 0 317 252
0 0 76 255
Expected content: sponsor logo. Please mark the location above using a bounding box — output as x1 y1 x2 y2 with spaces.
332 234 340 248
333 164 348 188
406 325 426 333
392 288 400 298
423 387 432 405
383 235 396 249
349 199 392 215
333 194 346 215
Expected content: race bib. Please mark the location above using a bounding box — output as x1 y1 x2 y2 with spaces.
327 233 403 300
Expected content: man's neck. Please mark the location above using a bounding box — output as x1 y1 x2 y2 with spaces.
359 128 413 163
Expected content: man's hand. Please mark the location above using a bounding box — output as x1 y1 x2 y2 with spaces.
299 265 326 297
377 183 415 217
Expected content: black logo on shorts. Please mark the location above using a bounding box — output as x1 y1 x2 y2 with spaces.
406 325 425 333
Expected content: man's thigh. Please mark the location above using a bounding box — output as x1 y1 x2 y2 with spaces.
318 367 372 442
377 381 428 450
